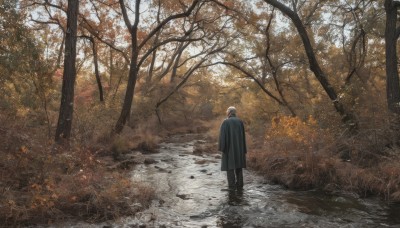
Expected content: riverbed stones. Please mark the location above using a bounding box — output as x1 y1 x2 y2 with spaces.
176 193 190 200
144 158 157 164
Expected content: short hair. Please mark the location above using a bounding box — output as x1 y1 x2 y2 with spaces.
226 106 237 115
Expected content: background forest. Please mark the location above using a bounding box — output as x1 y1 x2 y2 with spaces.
1 0 400 225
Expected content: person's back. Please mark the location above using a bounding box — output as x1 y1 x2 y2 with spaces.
218 106 247 190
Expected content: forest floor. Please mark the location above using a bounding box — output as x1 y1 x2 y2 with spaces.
2 113 400 227
0 123 157 226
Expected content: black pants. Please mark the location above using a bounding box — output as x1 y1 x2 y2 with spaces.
227 168 243 189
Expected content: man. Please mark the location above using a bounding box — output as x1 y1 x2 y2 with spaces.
218 106 247 190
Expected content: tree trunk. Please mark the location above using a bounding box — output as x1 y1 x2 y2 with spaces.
263 0 357 131
114 0 200 134
114 35 139 134
55 0 79 143
385 0 400 114
90 37 104 102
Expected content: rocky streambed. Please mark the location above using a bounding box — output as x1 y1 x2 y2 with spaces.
60 134 400 228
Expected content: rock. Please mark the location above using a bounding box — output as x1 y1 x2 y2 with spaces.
108 158 141 170
323 183 338 193
193 147 203 155
144 158 158 164
195 159 208 165
294 163 305 174
154 166 167 173
215 154 222 159
334 197 348 203
390 191 400 202
176 193 190 200
190 175 195 179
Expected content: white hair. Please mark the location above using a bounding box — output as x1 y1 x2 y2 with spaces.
226 106 237 115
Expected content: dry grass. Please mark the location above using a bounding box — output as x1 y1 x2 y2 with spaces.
248 115 400 201
0 114 156 226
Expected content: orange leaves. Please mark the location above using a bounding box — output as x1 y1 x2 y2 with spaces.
223 1 234 8
31 183 42 191
7 200 16 207
20 146 29 154
29 180 58 211
268 115 319 144
137 30 147 40
70 195 77 202
266 115 333 154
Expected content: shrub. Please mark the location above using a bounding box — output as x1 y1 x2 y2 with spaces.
249 115 336 189
0 115 156 226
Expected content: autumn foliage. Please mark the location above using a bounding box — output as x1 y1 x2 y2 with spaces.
3 0 400 225
0 114 156 226
248 115 400 201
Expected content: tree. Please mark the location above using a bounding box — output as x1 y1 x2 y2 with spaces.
54 0 79 142
0 0 52 115
262 0 358 131
79 35 104 102
214 6 297 116
384 0 400 114
114 0 202 133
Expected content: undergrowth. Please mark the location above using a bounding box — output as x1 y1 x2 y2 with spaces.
0 114 156 226
248 115 400 202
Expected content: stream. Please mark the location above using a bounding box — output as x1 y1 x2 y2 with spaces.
74 135 400 227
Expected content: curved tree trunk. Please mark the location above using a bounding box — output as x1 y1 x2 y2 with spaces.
114 34 139 134
263 0 357 131
114 0 140 134
55 0 79 143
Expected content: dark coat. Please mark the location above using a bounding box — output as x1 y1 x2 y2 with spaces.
218 115 247 171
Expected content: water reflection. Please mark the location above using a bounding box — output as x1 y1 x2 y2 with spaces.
216 190 247 227
228 189 245 205
284 190 366 216
387 202 400 225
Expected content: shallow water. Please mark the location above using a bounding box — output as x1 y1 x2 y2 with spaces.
113 135 400 228
65 135 400 228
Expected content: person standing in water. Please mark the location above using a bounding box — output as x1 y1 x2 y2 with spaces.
218 106 247 190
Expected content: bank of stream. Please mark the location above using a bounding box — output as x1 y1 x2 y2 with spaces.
69 134 400 227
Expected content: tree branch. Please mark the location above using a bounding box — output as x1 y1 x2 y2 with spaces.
214 61 284 106
138 36 203 69
138 0 200 50
119 0 133 33
133 0 141 28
